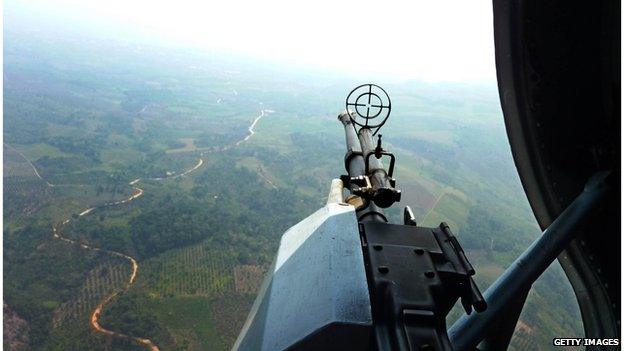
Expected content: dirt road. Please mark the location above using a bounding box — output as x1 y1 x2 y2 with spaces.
42 108 270 350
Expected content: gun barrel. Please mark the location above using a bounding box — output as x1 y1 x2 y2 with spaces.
357 128 399 208
338 111 386 223
338 111 364 174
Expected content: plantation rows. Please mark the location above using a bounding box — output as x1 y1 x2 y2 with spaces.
52 260 131 328
3 146 37 179
508 319 537 350
143 241 266 298
148 242 235 297
233 265 264 294
510 329 533 350
4 159 37 179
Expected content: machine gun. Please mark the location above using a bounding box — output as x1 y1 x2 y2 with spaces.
233 84 485 350
233 84 611 350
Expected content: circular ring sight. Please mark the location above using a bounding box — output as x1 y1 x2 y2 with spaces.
345 84 391 134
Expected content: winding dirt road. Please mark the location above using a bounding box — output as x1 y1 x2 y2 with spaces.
4 143 55 187
235 109 271 146
25 109 272 350
53 181 157 349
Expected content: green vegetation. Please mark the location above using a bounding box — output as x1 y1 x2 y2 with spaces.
4 19 582 351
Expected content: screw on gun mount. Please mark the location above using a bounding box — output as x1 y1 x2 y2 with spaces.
340 84 400 214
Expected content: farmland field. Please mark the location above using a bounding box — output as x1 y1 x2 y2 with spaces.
3 9 583 351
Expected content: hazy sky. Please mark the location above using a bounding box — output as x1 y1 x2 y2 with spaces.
8 0 497 83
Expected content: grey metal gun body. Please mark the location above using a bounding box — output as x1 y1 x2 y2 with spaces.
233 202 372 350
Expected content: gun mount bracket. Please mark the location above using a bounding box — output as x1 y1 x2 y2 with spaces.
365 151 395 178
341 175 373 196
341 174 401 209
345 194 366 210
